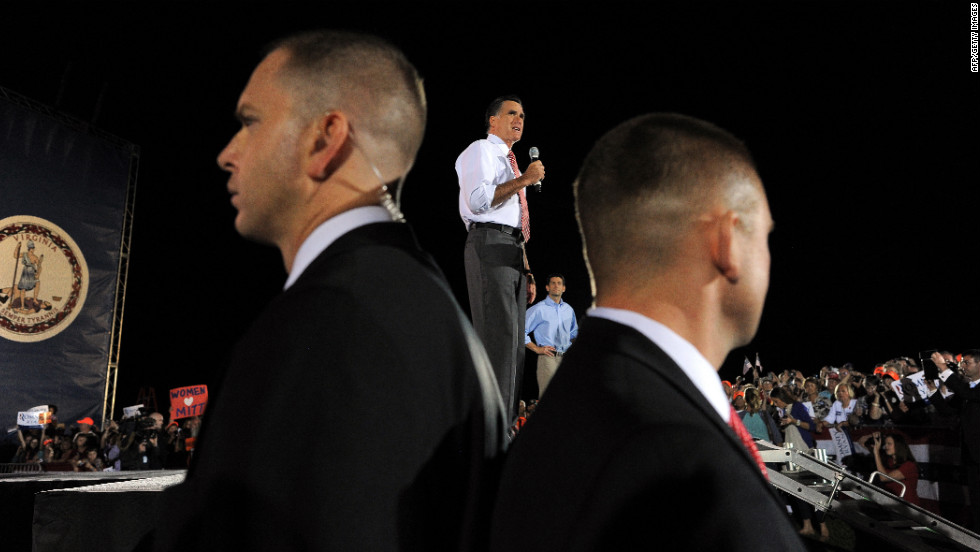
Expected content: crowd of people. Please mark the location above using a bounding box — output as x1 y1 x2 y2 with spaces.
507 349 978 539
5 406 201 472
728 357 942 438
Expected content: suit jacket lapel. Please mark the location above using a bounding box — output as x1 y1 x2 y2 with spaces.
581 317 772 485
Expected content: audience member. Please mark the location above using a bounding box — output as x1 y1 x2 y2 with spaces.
72 417 98 447
930 349 980 532
771 386 816 450
739 386 781 445
74 447 105 472
11 430 42 463
732 390 746 413
824 383 861 431
102 427 123 471
861 432 922 506
876 369 906 423
801 377 832 432
859 375 887 425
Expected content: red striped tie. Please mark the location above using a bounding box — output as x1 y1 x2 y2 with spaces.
729 406 769 479
507 150 530 242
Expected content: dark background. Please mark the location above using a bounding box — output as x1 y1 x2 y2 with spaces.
2 2 977 417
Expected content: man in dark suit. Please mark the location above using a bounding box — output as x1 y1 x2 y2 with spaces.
489 113 805 551
152 31 507 551
931 350 980 532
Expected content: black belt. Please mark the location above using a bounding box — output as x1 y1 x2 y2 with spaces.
470 222 523 241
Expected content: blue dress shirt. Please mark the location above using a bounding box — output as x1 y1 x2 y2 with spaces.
525 297 578 353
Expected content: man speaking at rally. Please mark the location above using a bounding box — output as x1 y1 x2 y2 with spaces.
152 30 507 551
456 95 545 420
490 113 804 551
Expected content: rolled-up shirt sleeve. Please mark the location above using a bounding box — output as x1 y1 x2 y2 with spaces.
525 303 541 345
457 141 498 214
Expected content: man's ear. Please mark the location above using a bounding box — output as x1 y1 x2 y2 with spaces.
710 210 741 284
306 112 351 181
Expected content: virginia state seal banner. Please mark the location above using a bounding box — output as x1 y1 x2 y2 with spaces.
0 91 138 430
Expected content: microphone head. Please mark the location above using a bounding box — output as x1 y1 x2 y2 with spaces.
529 146 540 160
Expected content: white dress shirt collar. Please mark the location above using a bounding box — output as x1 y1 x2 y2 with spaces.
486 133 509 151
588 306 731 423
284 206 391 290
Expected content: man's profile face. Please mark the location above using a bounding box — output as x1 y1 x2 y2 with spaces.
960 356 980 380
217 48 306 245
488 100 524 147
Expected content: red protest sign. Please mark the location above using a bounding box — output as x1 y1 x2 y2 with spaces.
170 385 208 420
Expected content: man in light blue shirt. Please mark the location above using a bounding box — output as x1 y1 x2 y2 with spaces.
525 274 578 398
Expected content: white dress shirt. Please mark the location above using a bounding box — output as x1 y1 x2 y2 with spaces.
455 133 522 230
588 306 732 423
283 206 392 290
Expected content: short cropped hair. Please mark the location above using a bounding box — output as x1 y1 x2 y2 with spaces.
546 273 566 286
574 113 759 290
485 95 522 133
267 30 427 179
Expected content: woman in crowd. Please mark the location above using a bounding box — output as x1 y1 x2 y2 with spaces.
738 386 781 445
824 383 862 430
770 386 828 540
771 386 816 450
11 431 43 463
871 432 921 506
801 378 831 433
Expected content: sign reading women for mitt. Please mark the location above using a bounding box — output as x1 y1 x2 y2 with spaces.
170 385 209 420
0 90 138 429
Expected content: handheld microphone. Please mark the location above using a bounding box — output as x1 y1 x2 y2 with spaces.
528 146 542 191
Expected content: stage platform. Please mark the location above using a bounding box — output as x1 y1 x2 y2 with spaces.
0 469 185 552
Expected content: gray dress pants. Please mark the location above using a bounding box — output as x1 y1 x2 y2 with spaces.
463 226 526 420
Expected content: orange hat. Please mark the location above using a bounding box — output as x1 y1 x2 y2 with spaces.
884 371 900 381
76 417 94 426
733 391 745 399
873 366 886 375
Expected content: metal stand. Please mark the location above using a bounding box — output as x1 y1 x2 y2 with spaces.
757 440 979 552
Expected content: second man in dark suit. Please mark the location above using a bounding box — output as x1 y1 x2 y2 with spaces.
490 113 805 551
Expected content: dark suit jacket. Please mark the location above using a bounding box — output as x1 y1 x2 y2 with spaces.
153 222 507 552
489 317 805 551
932 373 980 464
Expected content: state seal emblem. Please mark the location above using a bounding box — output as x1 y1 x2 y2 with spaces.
0 216 89 342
